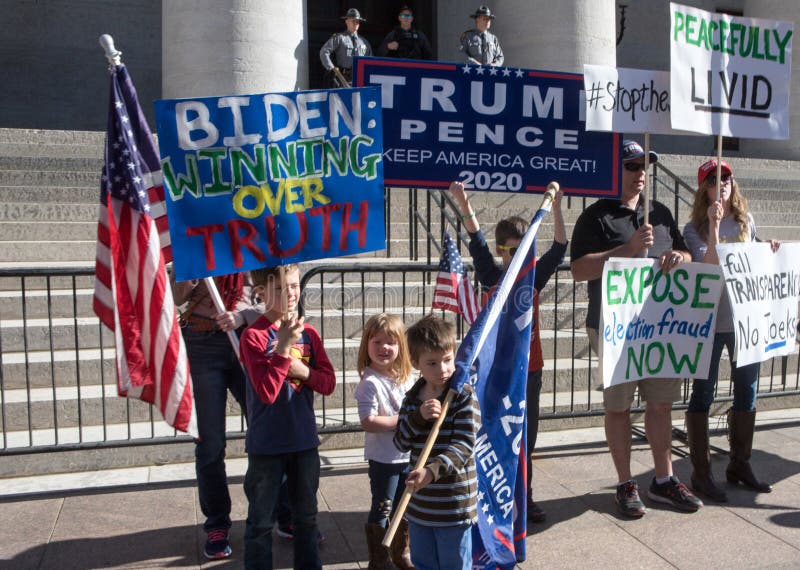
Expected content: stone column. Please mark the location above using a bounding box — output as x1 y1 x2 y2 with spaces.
741 0 799 160
162 0 307 99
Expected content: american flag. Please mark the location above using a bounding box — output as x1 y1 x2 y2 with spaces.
93 63 196 436
432 232 481 324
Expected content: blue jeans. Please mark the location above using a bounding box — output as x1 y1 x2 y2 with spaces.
244 448 321 570
183 328 246 531
367 460 410 526
688 332 759 413
408 522 472 570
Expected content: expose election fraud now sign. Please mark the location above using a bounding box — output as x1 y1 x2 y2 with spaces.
153 87 386 282
354 56 622 198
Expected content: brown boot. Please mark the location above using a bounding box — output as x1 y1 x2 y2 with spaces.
365 523 396 570
686 411 727 502
726 409 773 493
389 519 415 570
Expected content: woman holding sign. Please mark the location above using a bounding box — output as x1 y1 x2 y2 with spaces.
683 159 779 501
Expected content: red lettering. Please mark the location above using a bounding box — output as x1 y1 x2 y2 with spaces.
186 224 224 271
265 212 308 257
227 219 265 267
308 203 342 251
340 201 369 249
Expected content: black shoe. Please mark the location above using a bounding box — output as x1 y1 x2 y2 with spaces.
647 476 703 512
527 500 547 523
204 528 232 559
615 480 646 518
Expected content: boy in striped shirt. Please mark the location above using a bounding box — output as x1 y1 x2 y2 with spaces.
394 315 479 570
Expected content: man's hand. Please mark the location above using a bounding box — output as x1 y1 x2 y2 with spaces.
628 224 654 256
406 467 434 493
387 41 399 50
449 180 468 207
213 311 238 332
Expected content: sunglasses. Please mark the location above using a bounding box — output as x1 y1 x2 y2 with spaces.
497 244 518 256
399 13 413 18
706 173 732 185
623 162 648 172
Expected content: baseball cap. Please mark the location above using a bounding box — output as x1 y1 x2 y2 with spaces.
697 158 732 186
621 139 658 163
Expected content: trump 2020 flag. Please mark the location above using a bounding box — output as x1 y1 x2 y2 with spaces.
93 63 196 436
432 232 481 324
450 203 552 568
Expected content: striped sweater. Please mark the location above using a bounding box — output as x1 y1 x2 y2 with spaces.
393 378 479 527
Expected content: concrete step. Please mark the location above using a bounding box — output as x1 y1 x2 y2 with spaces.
0 240 96 263
0 156 104 172
0 221 97 241
0 186 100 204
0 128 105 146
0 169 99 187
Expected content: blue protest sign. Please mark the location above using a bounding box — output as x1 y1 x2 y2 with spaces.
153 87 385 282
354 57 621 198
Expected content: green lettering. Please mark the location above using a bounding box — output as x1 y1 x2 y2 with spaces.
638 266 654 303
668 342 703 375
323 138 349 176
231 146 267 187
268 142 298 179
775 29 793 64
626 345 644 379
669 269 689 305
162 155 201 199
709 21 719 50
607 270 623 305
697 18 710 50
673 11 685 42
685 15 699 46
198 148 231 195
622 268 637 304
349 135 380 179
646 342 665 374
296 138 324 177
691 272 721 309
651 270 670 302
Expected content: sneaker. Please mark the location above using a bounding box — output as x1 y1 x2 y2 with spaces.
527 500 547 523
647 476 704 512
204 528 232 559
275 524 294 540
615 480 647 518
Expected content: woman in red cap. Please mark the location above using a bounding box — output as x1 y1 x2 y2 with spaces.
682 158 780 502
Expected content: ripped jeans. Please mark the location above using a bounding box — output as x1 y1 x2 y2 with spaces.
368 460 410 527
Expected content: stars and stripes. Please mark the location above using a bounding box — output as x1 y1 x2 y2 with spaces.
432 232 481 324
93 63 196 436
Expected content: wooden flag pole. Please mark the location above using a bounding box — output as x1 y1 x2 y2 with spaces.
643 132 651 226
382 391 455 548
715 134 723 202
279 265 292 322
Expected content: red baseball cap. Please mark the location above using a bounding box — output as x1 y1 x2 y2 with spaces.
697 158 732 186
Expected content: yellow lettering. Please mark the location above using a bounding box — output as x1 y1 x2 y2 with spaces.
232 185 264 219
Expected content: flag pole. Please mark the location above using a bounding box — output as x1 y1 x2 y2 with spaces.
643 132 651 226
99 34 122 69
203 277 241 359
715 134 723 202
382 391 455 548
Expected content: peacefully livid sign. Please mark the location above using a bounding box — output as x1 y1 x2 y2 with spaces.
583 64 687 135
601 259 724 387
717 242 800 366
154 87 385 282
670 2 793 139
353 56 621 198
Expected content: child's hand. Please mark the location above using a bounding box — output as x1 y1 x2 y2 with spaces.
276 316 304 356
420 398 441 420
406 467 433 493
287 356 310 381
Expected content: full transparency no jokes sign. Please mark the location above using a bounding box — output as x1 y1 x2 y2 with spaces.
717 242 800 366
670 2 793 139
154 87 385 282
354 56 621 198
601 258 724 387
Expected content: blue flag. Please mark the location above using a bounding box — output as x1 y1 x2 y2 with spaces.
450 204 552 569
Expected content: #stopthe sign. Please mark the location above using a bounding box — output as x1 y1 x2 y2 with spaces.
670 2 793 139
717 242 800 366
154 87 385 282
601 258 724 387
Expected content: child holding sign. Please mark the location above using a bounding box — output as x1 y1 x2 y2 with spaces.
239 264 336 570
354 313 416 569
683 159 779 500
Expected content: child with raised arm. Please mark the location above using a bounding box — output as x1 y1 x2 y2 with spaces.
239 264 336 570
354 313 416 569
393 315 479 570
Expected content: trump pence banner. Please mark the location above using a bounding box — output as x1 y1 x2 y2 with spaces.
717 242 800 366
601 258 724 387
670 2 793 139
154 87 385 281
353 56 621 197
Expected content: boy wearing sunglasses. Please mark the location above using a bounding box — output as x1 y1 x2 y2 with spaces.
570 140 700 518
449 179 567 523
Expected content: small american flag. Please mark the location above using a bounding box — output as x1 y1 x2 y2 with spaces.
432 232 481 324
93 63 196 436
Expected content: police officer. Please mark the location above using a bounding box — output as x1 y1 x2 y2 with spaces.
377 5 433 60
320 8 373 87
459 5 504 66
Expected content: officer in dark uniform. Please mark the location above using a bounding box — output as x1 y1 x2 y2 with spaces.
459 5 504 66
377 5 433 60
320 8 373 87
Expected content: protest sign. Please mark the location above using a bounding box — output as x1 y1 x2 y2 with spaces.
717 242 800 366
669 2 793 139
154 87 385 282
601 258 724 387
583 64 686 135
353 56 621 198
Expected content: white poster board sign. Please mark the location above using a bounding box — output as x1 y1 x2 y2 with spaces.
717 242 800 366
601 258 724 387
583 65 683 134
670 2 793 139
